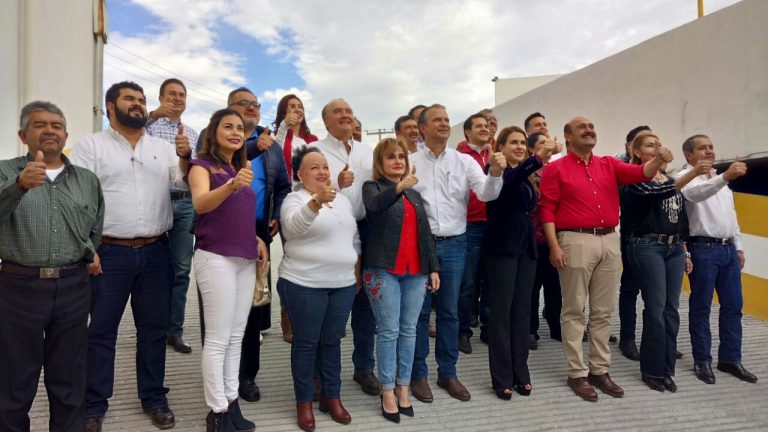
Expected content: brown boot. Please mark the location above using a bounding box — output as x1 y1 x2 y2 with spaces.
281 302 293 343
296 402 315 432
318 397 351 424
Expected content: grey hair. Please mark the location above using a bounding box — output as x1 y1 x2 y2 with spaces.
20 101 67 132
321 98 348 120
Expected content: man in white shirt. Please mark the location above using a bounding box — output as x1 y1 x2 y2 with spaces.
70 81 191 432
394 115 420 154
409 104 505 402
677 134 757 385
314 99 379 395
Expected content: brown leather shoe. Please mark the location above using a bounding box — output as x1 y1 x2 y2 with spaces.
85 416 104 432
144 406 175 429
281 303 293 343
588 373 624 398
410 378 433 403
436 377 471 401
296 402 315 432
318 397 351 424
353 372 380 395
567 377 598 402
428 324 437 338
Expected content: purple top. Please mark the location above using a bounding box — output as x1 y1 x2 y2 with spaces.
190 158 259 259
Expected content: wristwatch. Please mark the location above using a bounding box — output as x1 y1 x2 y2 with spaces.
684 252 692 259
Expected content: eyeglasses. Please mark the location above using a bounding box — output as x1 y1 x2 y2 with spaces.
230 100 261 110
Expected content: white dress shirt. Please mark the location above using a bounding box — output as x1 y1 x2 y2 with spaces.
69 128 181 238
314 134 373 221
410 146 502 237
677 166 743 250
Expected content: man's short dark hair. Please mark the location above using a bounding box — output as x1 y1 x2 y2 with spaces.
524 112 544 131
626 125 651 144
394 115 414 133
417 104 445 126
682 134 710 154
463 113 487 141
227 87 254 105
160 78 186 96
408 105 427 118
105 81 144 108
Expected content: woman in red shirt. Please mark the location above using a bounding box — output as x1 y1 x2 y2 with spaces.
362 138 440 423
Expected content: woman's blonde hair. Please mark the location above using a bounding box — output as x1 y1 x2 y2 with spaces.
372 138 410 181
630 132 659 165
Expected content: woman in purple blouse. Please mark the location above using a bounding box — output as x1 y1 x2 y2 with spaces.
188 108 268 432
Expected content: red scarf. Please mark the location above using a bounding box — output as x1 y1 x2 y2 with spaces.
283 128 318 178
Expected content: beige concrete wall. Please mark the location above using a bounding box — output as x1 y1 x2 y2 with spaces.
494 74 562 106
450 0 768 167
1 0 100 159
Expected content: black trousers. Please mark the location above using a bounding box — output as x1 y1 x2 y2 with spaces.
485 253 536 389
530 243 562 341
0 265 90 432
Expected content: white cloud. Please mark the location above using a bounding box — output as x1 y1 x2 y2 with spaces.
109 0 742 138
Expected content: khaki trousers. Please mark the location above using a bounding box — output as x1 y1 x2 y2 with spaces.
557 231 621 378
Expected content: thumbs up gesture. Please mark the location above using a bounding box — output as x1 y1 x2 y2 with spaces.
724 157 747 181
257 128 274 151
233 160 254 190
488 151 507 177
397 166 418 193
175 124 192 158
285 108 300 128
17 150 47 191
338 163 355 189
653 144 674 164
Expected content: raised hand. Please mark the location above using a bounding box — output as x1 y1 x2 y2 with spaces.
538 140 558 162
693 158 713 176
654 145 674 164
316 185 337 205
257 128 274 151
233 161 254 190
175 124 191 158
285 109 300 128
489 151 507 176
397 166 418 193
338 163 355 189
17 151 47 191
723 157 747 181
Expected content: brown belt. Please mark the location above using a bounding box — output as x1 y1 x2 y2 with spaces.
558 227 616 236
100 234 166 248
0 261 85 279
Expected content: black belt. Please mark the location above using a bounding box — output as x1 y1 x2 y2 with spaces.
558 227 616 236
0 261 85 279
170 191 192 200
433 235 459 241
689 236 733 245
635 233 682 245
101 234 166 248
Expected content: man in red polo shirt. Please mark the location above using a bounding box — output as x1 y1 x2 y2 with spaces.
538 116 672 402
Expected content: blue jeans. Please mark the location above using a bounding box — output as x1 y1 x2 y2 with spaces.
413 234 466 380
628 238 684 378
459 222 489 338
85 239 173 417
352 219 376 374
363 268 427 390
168 197 195 337
688 241 743 364
618 236 642 341
277 278 355 403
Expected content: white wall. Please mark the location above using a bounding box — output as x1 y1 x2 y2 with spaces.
450 0 768 167
494 74 562 106
0 0 100 159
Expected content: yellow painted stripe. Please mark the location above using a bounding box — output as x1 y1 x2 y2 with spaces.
734 192 768 238
682 273 768 321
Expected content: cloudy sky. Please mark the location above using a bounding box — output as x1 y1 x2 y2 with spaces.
105 0 741 141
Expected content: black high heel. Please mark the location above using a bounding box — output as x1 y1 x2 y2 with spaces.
493 387 513 400
380 394 400 423
514 383 532 396
398 403 414 417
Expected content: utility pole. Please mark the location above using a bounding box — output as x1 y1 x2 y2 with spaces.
365 128 394 142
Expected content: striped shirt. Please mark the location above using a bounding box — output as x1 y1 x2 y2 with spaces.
0 154 104 267
146 117 199 192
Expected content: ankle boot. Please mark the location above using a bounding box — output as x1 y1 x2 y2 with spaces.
296 402 315 432
318 396 351 424
228 400 255 432
206 410 236 432
281 302 293 343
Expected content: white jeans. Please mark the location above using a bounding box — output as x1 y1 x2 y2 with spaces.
195 249 256 412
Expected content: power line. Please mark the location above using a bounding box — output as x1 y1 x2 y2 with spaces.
104 52 224 106
104 61 222 109
109 42 229 100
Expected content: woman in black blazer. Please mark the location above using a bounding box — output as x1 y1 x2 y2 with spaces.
484 126 555 400
362 138 440 423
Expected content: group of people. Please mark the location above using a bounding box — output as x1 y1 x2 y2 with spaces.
0 77 758 432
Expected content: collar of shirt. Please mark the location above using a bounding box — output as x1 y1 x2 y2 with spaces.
566 150 592 165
